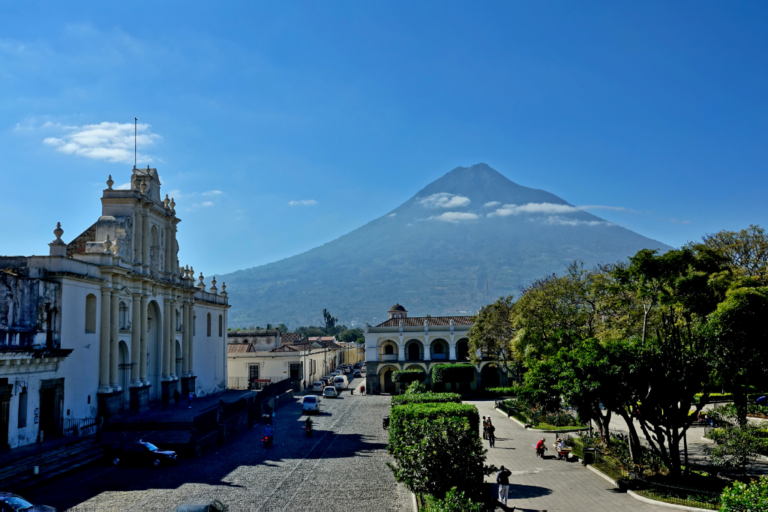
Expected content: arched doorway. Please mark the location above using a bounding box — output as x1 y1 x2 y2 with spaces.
147 301 163 401
406 341 422 361
380 366 397 394
481 364 499 389
456 339 470 360
118 341 130 409
431 339 448 361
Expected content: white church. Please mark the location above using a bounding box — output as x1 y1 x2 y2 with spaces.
0 166 229 450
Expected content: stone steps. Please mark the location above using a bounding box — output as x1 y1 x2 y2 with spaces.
0 437 104 491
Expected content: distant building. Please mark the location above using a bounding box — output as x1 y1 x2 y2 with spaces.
0 167 228 449
363 303 502 393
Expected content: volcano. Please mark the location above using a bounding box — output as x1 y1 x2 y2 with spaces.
218 163 671 327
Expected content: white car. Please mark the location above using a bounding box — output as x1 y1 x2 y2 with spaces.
334 375 349 391
312 381 324 392
302 395 319 414
323 386 338 398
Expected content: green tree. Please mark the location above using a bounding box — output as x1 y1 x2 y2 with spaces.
322 309 338 335
705 424 767 474
698 224 768 283
339 327 364 344
720 475 768 511
468 295 518 380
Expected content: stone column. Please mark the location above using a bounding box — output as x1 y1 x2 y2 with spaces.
133 210 142 264
397 341 405 362
130 292 142 385
424 337 431 361
98 286 112 392
109 286 120 388
182 301 190 375
141 208 150 269
449 343 457 361
139 293 149 382
162 297 171 379
170 302 177 378
165 226 173 274
188 303 195 375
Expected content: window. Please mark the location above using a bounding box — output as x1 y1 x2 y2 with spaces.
207 313 211 337
119 301 129 330
85 294 97 333
249 365 259 381
434 343 444 354
384 345 394 355
18 387 28 428
290 363 300 379
219 315 223 337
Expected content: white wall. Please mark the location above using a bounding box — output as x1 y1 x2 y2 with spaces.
192 302 227 396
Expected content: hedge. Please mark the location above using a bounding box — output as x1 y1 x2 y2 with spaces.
389 402 481 448
432 363 475 384
392 368 426 383
694 392 768 403
391 392 462 407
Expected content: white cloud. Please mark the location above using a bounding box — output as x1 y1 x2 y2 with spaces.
541 216 611 227
386 213 397 217
419 193 471 209
484 201 501 208
190 201 214 209
115 182 131 190
42 121 161 163
288 199 318 206
430 212 479 223
669 218 691 224
578 205 641 214
487 202 580 217
203 190 223 196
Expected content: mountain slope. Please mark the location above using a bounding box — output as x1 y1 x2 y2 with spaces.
219 163 672 327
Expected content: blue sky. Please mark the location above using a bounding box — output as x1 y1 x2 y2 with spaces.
2 1 767 275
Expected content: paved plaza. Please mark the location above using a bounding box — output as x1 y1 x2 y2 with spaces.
471 400 666 512
25 378 412 512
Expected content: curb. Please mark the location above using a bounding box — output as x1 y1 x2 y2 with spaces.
627 490 711 511
699 437 714 444
493 408 588 433
586 463 620 487
411 491 418 512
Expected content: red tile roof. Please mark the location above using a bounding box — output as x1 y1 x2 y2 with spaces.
375 316 474 328
227 343 254 354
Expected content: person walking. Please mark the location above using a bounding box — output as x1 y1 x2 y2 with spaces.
188 390 195 409
360 385 365 395
488 423 496 448
482 416 488 440
497 465 512 506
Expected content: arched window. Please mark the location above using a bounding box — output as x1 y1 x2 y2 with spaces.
219 315 223 337
384 345 394 355
85 294 97 333
434 343 444 354
207 313 212 337
119 301 129 330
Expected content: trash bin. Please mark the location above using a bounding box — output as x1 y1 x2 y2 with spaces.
583 447 595 465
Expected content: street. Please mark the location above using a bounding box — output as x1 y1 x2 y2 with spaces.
24 377 411 512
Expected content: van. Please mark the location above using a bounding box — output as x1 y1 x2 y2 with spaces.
302 395 319 414
333 375 348 390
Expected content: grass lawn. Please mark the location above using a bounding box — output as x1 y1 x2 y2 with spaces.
634 489 718 510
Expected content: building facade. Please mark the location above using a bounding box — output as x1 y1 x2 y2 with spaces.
363 304 501 394
0 167 229 449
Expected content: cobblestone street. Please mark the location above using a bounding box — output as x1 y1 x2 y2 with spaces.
25 381 411 512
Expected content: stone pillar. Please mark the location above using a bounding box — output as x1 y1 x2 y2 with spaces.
109 286 120 388
188 303 195 374
162 298 171 379
140 294 149 382
165 226 173 273
170 302 177 378
98 287 112 392
397 342 405 362
130 293 142 385
182 301 190 375
449 344 457 361
133 210 142 263
141 208 150 269
424 337 432 361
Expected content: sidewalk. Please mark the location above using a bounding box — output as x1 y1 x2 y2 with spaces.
470 400 666 511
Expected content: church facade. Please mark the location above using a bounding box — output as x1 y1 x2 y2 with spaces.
0 167 229 449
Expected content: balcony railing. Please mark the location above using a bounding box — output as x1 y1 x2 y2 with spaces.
431 353 448 360
381 354 398 361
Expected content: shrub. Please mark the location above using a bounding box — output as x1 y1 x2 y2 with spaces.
406 381 426 394
422 487 484 512
704 424 768 473
432 363 475 384
391 392 462 407
392 368 426 383
387 415 491 499
484 386 520 397
389 402 481 453
720 476 768 511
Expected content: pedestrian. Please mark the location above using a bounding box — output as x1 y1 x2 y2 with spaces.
360 385 365 395
535 437 547 457
482 416 488 439
488 423 496 448
303 380 307 391
173 388 181 407
188 390 194 409
350 387 354 396
497 465 512 506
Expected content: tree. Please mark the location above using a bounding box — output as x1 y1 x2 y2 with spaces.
322 309 338 335
468 295 517 380
339 327 364 344
698 224 768 283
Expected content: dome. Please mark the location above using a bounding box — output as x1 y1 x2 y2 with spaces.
388 303 407 312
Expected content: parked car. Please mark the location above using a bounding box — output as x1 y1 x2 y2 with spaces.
302 395 320 414
334 375 349 390
0 492 56 512
106 440 178 467
353 370 362 378
323 386 338 398
312 381 324 392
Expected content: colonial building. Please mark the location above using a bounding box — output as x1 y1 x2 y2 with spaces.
363 303 501 394
0 167 229 449
227 333 340 390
